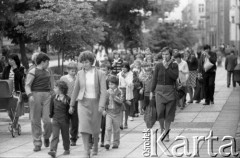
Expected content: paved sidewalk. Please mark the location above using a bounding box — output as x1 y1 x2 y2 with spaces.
0 66 239 158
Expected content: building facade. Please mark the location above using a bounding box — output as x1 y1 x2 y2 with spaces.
205 0 230 48
182 0 206 46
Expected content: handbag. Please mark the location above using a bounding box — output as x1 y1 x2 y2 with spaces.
204 57 214 72
144 97 157 128
175 81 186 99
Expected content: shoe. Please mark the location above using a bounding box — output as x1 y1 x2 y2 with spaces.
112 145 118 149
211 101 214 105
44 139 50 147
180 107 184 110
227 85 230 88
124 125 128 129
105 144 110 150
164 134 170 142
195 100 200 103
48 150 56 157
33 146 41 152
129 117 134 121
120 125 123 130
188 100 193 103
135 114 139 117
71 141 76 146
63 150 70 155
203 102 210 105
100 143 105 147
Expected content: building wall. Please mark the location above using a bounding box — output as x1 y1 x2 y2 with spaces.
205 0 230 47
229 0 240 56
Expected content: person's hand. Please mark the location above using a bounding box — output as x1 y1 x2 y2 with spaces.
12 63 17 69
98 107 104 113
28 96 34 103
150 92 153 100
109 89 114 95
163 60 169 69
102 110 107 116
139 89 144 95
69 107 74 114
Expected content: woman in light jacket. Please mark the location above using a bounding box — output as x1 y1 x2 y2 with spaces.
69 51 107 158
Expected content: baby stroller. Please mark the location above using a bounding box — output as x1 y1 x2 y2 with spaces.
0 80 23 137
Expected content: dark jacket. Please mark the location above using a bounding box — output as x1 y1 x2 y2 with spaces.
49 94 71 121
198 51 217 74
187 55 198 71
151 61 179 92
225 54 238 71
2 65 25 92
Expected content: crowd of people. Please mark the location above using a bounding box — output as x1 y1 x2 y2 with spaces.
0 44 238 158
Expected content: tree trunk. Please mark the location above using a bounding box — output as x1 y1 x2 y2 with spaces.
19 36 29 69
58 50 60 68
40 35 48 53
0 32 3 55
104 46 109 55
62 51 64 75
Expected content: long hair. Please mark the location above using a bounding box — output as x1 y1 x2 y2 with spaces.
8 54 21 68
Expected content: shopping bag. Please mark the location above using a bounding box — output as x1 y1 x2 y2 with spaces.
204 58 214 72
144 99 157 128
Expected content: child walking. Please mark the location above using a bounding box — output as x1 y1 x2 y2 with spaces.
48 80 71 158
103 75 123 150
60 62 79 146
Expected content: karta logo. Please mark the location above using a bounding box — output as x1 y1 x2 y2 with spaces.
142 129 239 157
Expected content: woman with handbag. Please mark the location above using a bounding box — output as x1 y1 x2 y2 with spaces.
69 51 107 157
2 54 26 132
150 47 179 142
198 45 217 105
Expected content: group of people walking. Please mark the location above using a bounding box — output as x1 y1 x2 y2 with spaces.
0 44 238 158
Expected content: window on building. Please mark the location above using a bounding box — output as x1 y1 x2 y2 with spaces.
199 4 204 13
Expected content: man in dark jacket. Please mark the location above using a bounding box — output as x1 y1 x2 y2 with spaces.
198 45 217 105
225 51 238 88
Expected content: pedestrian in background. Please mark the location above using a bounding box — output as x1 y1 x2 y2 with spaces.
185 50 198 103
118 62 134 129
198 45 217 105
225 50 238 88
48 80 71 158
174 52 189 109
60 62 79 146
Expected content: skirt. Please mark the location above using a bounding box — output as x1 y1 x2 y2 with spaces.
155 85 177 122
78 98 102 135
187 71 198 88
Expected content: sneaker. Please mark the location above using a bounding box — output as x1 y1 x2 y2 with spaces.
129 117 134 121
112 145 118 149
63 150 70 155
33 146 41 152
105 144 110 150
44 139 50 147
48 150 56 157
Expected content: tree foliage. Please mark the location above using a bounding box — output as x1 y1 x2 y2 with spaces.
93 0 148 50
18 0 107 56
148 23 198 53
1 0 40 69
